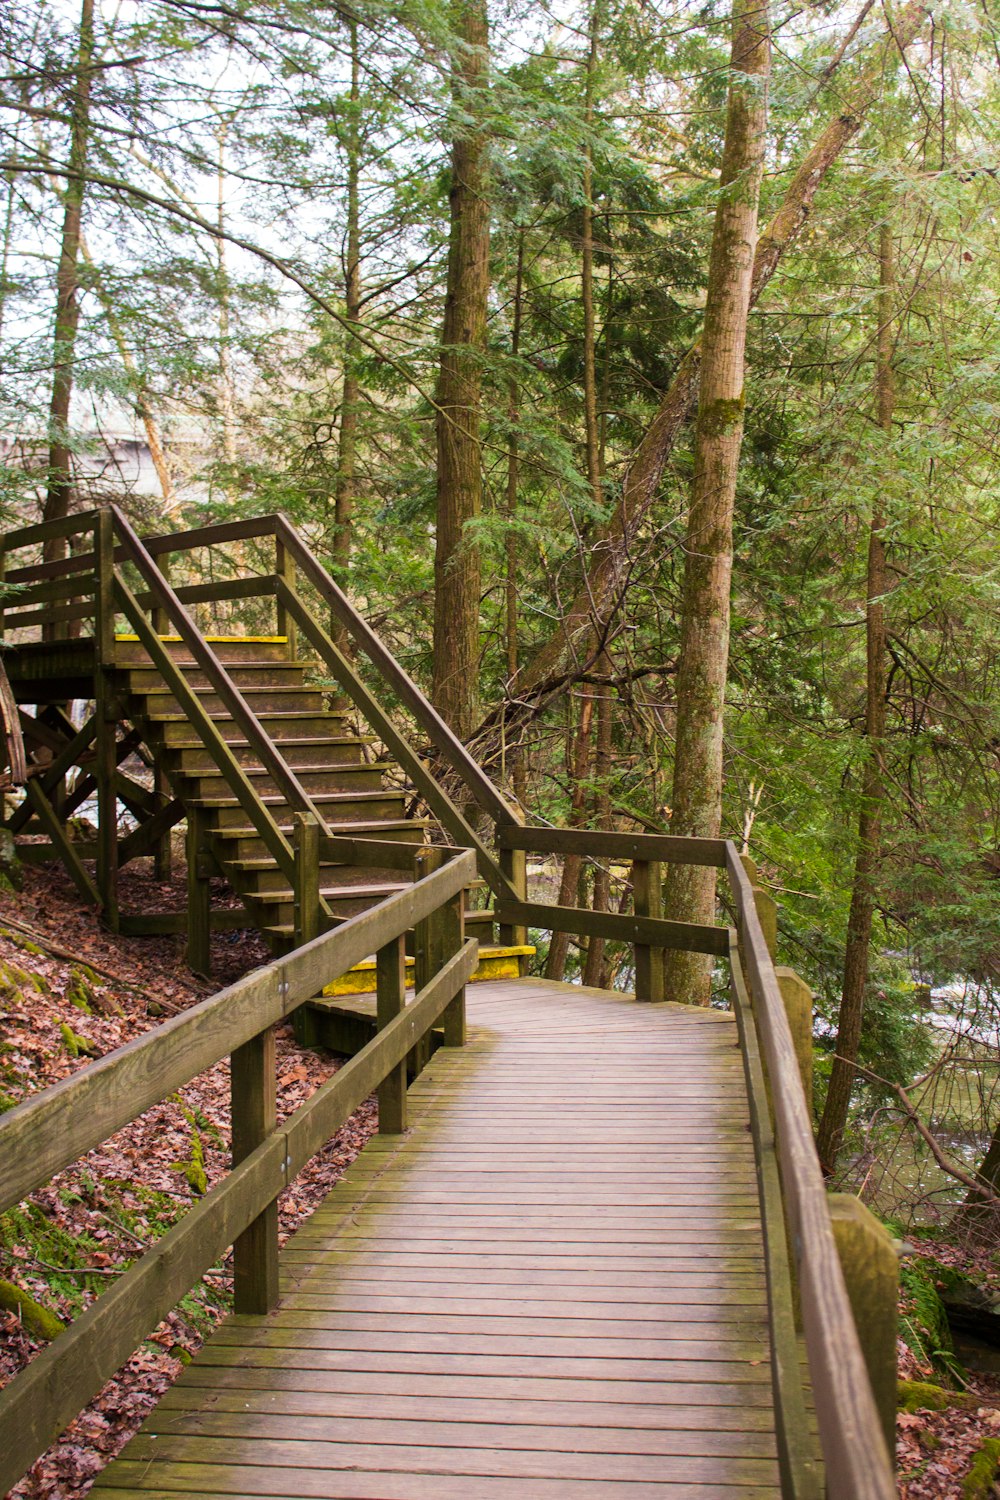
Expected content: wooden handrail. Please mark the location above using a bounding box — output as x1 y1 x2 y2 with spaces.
494 896 729 955
272 512 522 832
724 842 894 1500
0 847 476 1215
276 576 515 900
0 509 100 554
498 825 728 865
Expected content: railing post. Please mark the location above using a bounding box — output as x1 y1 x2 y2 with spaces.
413 847 460 1069
275 536 298 660
94 511 119 930
775 966 814 1117
497 842 527 954
376 934 407 1133
633 858 665 1001
151 552 171 638
741 853 778 959
185 802 211 977
291 811 321 1046
231 1025 279 1313
828 1194 899 1463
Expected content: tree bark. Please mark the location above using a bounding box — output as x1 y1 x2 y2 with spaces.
483 0 928 728
504 229 526 803
546 685 595 981
661 0 771 1006
582 652 613 989
331 17 363 651
43 0 95 563
432 0 490 739
816 222 893 1170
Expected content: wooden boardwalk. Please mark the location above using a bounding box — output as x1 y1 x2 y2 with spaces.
91 978 779 1499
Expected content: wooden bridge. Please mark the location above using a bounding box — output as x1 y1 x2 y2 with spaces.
0 511 898 1499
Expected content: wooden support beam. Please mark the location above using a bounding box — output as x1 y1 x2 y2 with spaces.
117 798 185 868
24 779 99 907
376 935 407 1134
292 812 321 1047
185 805 212 978
6 718 97 834
633 859 665 1001
231 1026 279 1315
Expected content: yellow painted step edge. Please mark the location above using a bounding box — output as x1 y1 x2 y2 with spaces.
323 945 535 997
116 634 288 644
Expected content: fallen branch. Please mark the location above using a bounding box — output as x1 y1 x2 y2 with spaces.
850 1060 1000 1207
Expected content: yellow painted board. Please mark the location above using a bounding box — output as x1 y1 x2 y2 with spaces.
115 634 288 644
323 945 535 997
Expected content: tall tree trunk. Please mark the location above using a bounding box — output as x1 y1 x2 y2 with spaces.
816 223 893 1171
504 229 526 802
582 653 613 989
216 119 237 469
332 17 362 647
432 0 490 739
479 0 928 730
546 684 595 981
662 0 770 1006
43 0 95 564
962 1116 1000 1223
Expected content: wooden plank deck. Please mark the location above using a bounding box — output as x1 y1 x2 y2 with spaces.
90 977 779 1499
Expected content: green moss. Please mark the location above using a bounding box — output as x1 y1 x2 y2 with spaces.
1 929 43 956
0 957 45 996
58 1020 98 1059
65 968 95 1014
898 1379 978 1414
173 1125 208 1196
899 1261 966 1384
0 1277 65 1340
0 1088 17 1113
963 1438 1000 1499
699 395 745 436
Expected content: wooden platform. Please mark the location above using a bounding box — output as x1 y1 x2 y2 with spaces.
90 978 779 1499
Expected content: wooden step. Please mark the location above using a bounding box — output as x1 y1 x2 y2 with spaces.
161 736 371 771
135 685 328 716
197 791 411 828
212 818 427 862
177 762 391 797
122 662 311 692
152 715 366 746
113 634 293 664
227 858 420 894
249 880 411 924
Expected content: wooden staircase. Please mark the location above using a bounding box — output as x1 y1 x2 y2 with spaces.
115 635 429 949
0 508 530 1004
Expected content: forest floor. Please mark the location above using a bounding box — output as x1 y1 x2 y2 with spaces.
0 861 998 1498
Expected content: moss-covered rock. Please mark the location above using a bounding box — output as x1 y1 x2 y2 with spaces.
898 1379 978 1414
0 1278 65 1340
963 1437 1000 1499
900 1260 966 1383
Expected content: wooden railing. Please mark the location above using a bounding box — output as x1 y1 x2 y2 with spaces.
0 847 477 1497
493 824 896 1500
